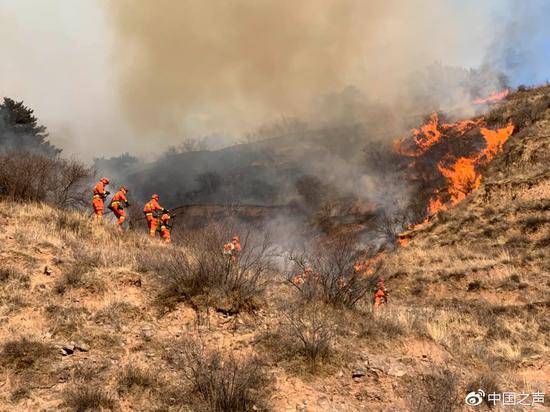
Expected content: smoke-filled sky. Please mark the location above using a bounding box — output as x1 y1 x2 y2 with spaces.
0 0 548 161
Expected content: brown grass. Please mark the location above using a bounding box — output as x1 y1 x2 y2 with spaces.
0 338 55 371
62 385 117 412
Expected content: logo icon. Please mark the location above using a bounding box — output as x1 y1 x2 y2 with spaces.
465 389 485 406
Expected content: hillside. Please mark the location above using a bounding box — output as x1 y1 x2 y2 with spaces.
124 122 393 207
0 86 548 411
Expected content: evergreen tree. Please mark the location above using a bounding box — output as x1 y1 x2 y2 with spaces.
0 97 61 157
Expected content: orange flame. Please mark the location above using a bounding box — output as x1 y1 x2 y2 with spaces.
438 157 481 204
473 89 510 105
480 124 515 160
394 112 515 234
397 237 409 247
427 196 446 216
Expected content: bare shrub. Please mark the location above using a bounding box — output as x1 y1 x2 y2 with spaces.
408 368 462 412
0 151 92 206
62 385 117 411
176 340 270 411
283 303 335 364
287 234 382 309
144 224 275 313
0 338 55 371
117 364 158 394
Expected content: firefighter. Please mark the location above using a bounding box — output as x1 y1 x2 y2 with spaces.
92 178 110 220
373 278 388 308
159 212 172 243
223 235 242 262
143 194 167 237
109 186 130 226
292 266 315 286
337 276 347 289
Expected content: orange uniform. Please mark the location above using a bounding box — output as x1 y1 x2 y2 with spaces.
110 187 129 226
92 178 109 220
143 194 165 237
373 280 388 308
160 213 171 243
223 236 242 261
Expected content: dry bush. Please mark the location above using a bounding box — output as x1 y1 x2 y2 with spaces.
117 364 158 395
54 264 106 295
176 340 270 412
143 224 275 313
255 302 336 373
466 372 501 409
0 150 92 206
0 338 55 371
408 368 462 412
62 385 117 412
287 234 382 309
0 266 30 315
283 303 335 364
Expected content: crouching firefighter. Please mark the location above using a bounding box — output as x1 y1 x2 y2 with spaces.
159 212 173 243
143 194 167 237
92 178 110 221
109 186 130 226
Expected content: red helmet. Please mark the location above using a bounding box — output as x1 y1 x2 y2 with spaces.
151 194 160 200
100 178 109 184
232 236 239 242
119 186 127 192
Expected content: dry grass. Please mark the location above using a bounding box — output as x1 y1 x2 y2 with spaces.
0 338 55 371
117 364 159 395
54 264 107 295
93 300 143 331
45 304 90 339
62 385 117 412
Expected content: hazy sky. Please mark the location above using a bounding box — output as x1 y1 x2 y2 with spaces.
0 0 548 162
0 0 133 159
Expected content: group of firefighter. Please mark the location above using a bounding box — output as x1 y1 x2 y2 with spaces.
92 177 385 307
92 177 177 244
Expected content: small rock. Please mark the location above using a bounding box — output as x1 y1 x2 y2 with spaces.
43 266 53 276
352 368 366 378
62 344 75 355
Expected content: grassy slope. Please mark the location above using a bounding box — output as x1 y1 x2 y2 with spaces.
0 86 548 411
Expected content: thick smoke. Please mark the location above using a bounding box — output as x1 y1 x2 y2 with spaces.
104 0 506 140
